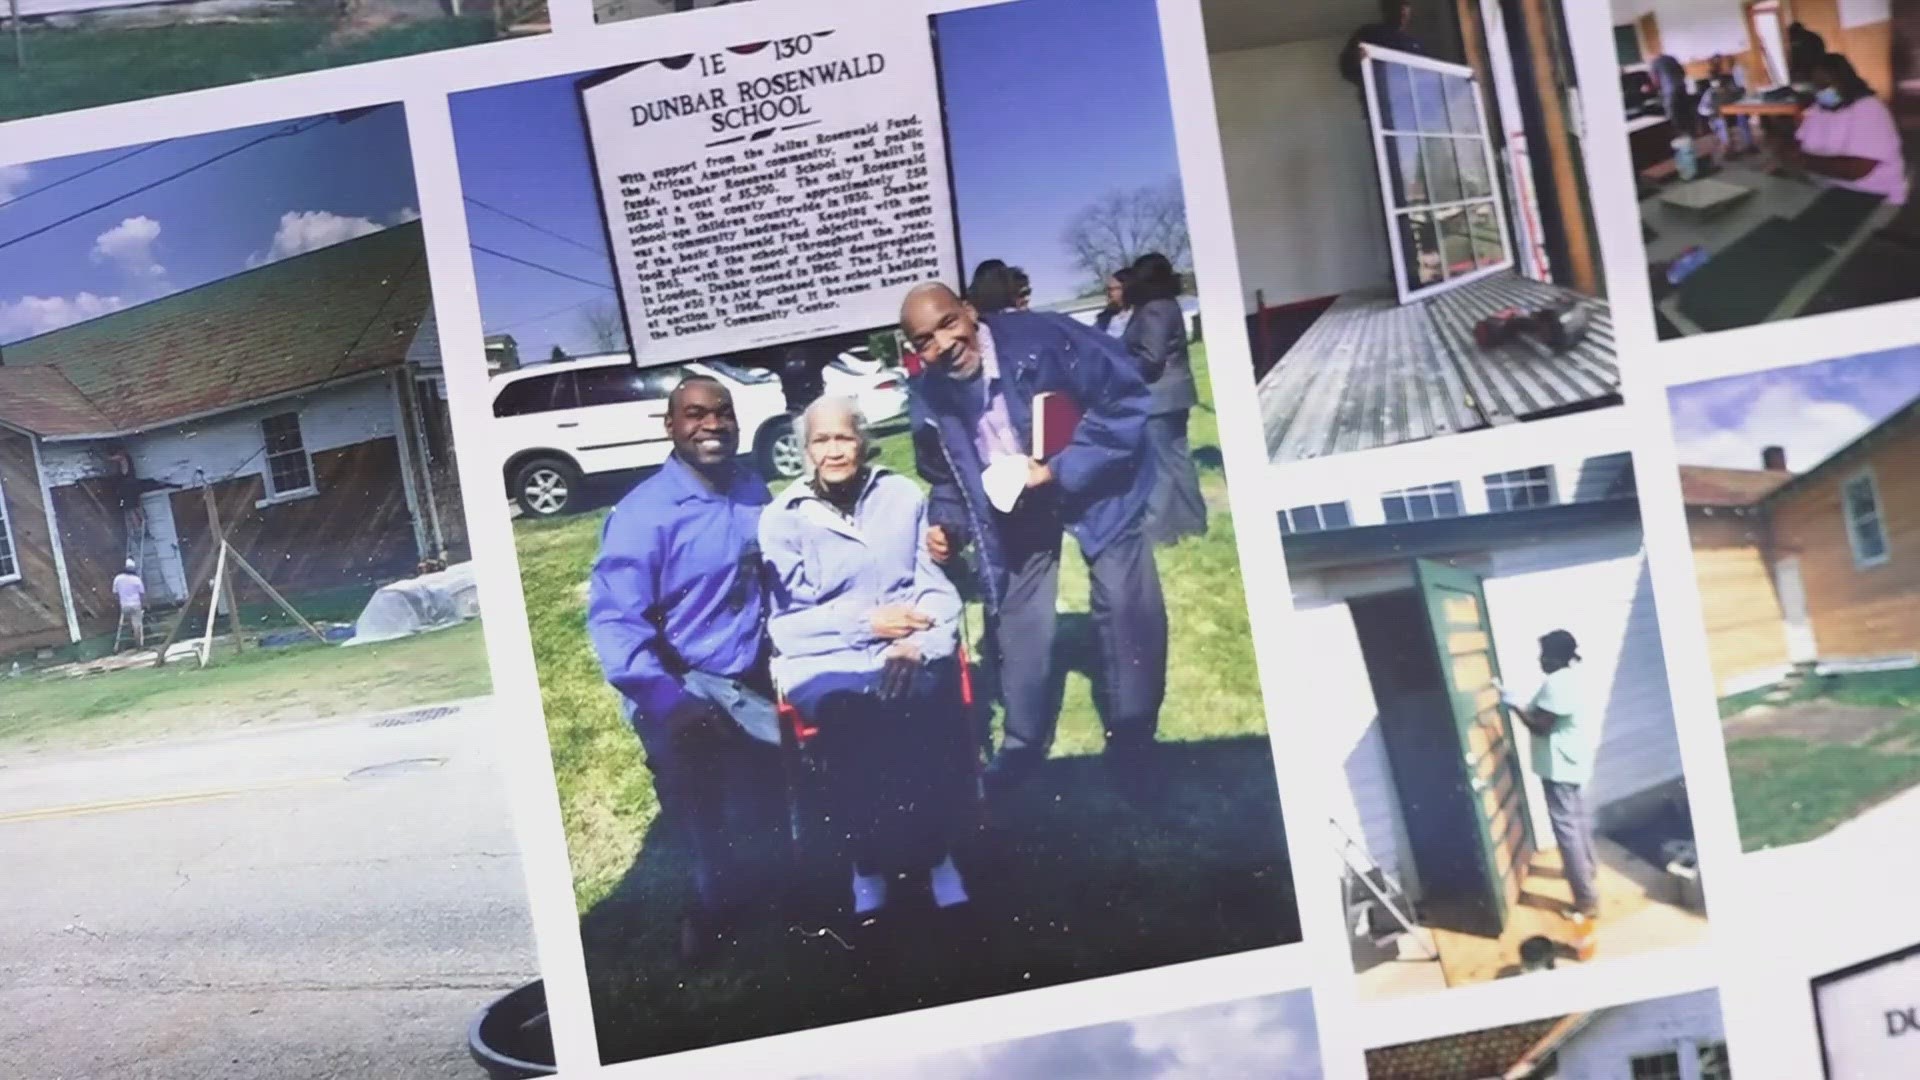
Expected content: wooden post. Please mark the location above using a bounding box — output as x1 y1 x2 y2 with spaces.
198 543 228 669
201 483 246 653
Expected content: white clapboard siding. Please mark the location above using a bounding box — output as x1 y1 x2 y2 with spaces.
1556 989 1726 1080
1295 519 1679 900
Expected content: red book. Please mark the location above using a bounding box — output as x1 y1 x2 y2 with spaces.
1033 391 1081 460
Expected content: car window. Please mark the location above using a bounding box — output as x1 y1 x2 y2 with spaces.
493 373 567 417
574 365 662 407
640 366 685 398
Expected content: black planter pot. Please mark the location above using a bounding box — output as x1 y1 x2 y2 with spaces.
468 980 556 1079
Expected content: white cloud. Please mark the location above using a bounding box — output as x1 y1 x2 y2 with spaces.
0 164 30 202
91 215 167 282
1673 380 1876 474
388 206 421 225
248 210 384 267
0 292 127 340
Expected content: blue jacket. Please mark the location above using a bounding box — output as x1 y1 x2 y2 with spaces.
909 310 1152 612
760 469 960 715
585 454 772 727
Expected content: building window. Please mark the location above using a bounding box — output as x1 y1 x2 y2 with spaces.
1698 1041 1733 1080
0 475 18 583
261 412 315 498
1360 46 1512 303
1485 466 1555 511
1280 502 1352 536
1842 470 1889 566
1629 1051 1683 1080
1381 482 1463 523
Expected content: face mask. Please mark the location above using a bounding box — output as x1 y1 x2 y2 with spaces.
1816 88 1844 108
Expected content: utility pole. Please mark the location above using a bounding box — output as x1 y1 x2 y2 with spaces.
200 479 246 653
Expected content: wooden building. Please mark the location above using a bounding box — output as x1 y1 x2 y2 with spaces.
1279 432 1683 937
1681 401 1920 697
0 222 466 658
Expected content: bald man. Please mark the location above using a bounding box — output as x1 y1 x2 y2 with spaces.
898 282 1168 795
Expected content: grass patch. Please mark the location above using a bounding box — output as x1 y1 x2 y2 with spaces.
516 345 1297 1062
0 18 501 122
1723 668 1920 850
0 619 492 752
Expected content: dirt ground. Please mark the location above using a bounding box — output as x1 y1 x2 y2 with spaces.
1723 700 1914 747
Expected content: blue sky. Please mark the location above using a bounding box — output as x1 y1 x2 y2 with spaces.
448 0 1183 361
1669 349 1920 473
0 105 420 346
802 991 1321 1080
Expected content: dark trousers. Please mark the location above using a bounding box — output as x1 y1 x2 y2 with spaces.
637 698 782 918
1544 779 1601 916
813 661 971 877
992 509 1168 753
1143 410 1208 546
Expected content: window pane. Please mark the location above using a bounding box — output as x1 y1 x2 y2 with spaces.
1444 74 1482 134
1383 499 1409 523
1323 502 1352 529
575 366 651 407
1411 66 1449 134
642 366 686 398
1856 521 1888 560
1377 61 1418 130
1437 208 1475 279
1457 139 1492 198
1423 137 1463 205
1278 513 1292 537
1846 478 1878 518
1470 203 1507 268
1385 136 1428 205
1435 486 1461 516
1400 212 1443 287
0 484 14 576
1698 1043 1732 1080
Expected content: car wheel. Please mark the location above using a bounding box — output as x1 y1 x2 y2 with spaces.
755 417 804 481
513 457 580 518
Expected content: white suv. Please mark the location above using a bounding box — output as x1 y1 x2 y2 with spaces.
492 353 796 517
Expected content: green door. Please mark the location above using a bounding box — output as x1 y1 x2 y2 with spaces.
1413 557 1535 935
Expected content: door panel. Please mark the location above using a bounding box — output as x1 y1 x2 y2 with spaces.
1775 556 1818 663
1414 557 1535 936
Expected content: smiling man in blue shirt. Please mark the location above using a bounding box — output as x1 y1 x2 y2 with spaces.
586 373 779 962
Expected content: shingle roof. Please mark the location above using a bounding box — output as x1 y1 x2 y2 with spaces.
1678 465 1792 507
0 222 428 440
1365 1017 1562 1080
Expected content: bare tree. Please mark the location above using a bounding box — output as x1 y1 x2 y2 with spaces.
1061 178 1192 291
580 301 627 353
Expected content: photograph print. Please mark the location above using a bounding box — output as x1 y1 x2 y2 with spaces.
1205 0 1619 464
1366 988 1733 1079
448 0 1297 1066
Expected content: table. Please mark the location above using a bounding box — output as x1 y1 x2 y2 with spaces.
1639 163 1898 334
1721 100 1806 119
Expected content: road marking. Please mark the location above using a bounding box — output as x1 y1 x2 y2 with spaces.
0 776 343 825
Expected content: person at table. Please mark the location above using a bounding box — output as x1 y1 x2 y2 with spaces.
1772 53 1909 205
1787 22 1827 86
1121 252 1207 546
760 395 973 923
1339 0 1425 86
586 373 781 963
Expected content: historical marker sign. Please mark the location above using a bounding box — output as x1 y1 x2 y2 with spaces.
579 19 959 366
1814 942 1920 1078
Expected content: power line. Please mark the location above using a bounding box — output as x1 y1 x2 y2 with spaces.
0 118 326 254
464 195 605 255
0 139 174 212
487 294 607 335
472 243 617 291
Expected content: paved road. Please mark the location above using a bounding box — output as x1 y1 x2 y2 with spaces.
0 699 540 1080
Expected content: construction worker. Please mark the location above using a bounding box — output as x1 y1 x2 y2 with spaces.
113 559 147 651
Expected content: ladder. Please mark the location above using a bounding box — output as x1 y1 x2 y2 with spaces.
1332 817 1436 959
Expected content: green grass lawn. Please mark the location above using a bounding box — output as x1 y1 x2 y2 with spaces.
0 619 492 752
515 344 1298 1062
0 17 501 122
1724 668 1920 850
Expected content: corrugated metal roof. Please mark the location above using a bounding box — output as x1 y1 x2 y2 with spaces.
0 222 429 440
1258 272 1619 463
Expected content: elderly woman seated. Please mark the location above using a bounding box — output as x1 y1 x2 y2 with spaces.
759 394 973 921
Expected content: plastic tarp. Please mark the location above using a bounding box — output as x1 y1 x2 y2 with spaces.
346 562 481 646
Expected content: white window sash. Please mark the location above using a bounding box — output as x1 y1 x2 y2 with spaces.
1843 468 1890 567
261 414 318 499
1359 42 1516 304
0 471 19 584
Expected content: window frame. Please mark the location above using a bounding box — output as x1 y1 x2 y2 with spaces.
1380 480 1465 524
1358 44 1516 304
1279 501 1353 536
0 472 19 585
1841 467 1890 569
259 411 318 501
1696 1040 1732 1080
1484 465 1557 512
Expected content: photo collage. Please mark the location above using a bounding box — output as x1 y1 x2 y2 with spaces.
2 0 1919 1077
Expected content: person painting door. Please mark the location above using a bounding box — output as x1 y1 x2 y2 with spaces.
1497 629 1601 929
